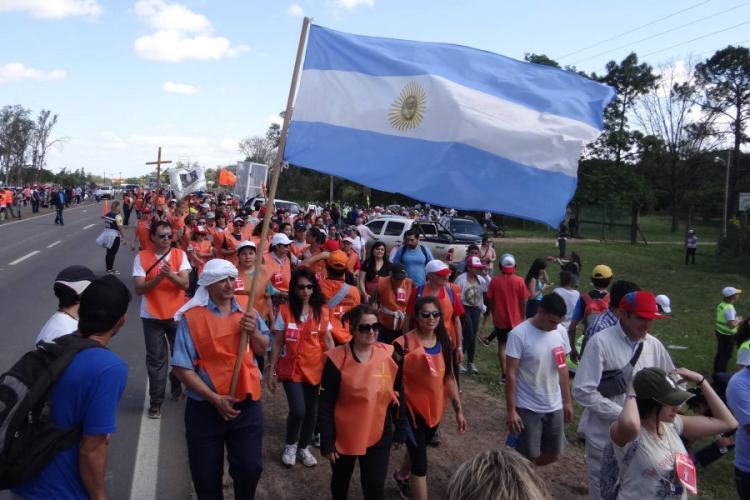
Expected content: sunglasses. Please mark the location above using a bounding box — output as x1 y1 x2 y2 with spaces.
297 284 314 290
357 323 379 333
157 233 173 239
419 311 441 319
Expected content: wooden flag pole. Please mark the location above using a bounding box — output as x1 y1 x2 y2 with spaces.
230 16 311 395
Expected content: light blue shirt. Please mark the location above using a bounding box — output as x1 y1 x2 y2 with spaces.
394 245 433 286
727 366 750 473
171 298 270 401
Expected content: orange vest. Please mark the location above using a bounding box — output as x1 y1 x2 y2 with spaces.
418 284 460 348
267 254 292 293
320 278 361 344
223 233 244 266
346 251 359 273
234 267 272 322
184 307 261 401
377 277 413 331
394 331 447 428
139 249 187 320
188 239 212 276
275 304 330 385
290 241 309 260
136 221 153 251
326 343 398 455
169 215 185 244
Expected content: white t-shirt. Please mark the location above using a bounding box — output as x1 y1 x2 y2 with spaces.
453 272 488 308
553 287 581 329
506 319 571 412
133 250 192 319
724 304 737 322
614 416 688 500
36 311 78 344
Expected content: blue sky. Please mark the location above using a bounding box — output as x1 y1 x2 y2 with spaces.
0 0 748 179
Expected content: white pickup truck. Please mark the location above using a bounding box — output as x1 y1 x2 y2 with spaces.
364 215 480 264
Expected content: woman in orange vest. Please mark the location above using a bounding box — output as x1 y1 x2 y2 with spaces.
319 304 399 500
267 232 294 315
233 240 272 325
376 263 413 344
186 226 214 277
171 259 270 499
219 218 245 266
267 267 334 468
392 296 466 500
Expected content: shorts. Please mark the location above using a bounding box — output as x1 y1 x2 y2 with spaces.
516 408 564 459
491 327 512 343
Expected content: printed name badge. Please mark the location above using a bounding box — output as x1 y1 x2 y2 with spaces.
234 278 245 291
674 452 698 495
272 272 284 286
286 323 300 342
396 287 407 303
552 346 567 369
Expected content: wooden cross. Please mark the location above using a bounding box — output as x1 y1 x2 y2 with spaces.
145 147 172 190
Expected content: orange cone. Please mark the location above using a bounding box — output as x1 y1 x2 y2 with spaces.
102 199 109 215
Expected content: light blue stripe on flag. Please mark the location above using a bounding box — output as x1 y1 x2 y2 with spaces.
304 25 615 129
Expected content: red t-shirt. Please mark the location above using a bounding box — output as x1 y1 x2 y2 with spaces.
486 273 529 329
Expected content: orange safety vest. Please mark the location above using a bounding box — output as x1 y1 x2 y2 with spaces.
139 249 187 320
223 233 243 266
320 278 361 344
394 331 447 428
267 254 292 293
417 284 461 348
377 276 413 331
326 343 398 456
233 267 272 322
275 304 330 385
184 307 261 401
136 221 153 251
289 241 309 260
188 239 212 276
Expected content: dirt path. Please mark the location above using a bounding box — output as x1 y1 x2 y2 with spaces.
244 376 588 499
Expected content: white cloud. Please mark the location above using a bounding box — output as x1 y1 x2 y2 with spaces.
163 81 197 94
0 63 66 84
134 0 250 62
287 3 304 17
336 0 375 10
0 0 101 18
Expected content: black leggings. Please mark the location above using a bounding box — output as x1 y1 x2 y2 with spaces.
330 422 392 500
714 332 735 375
462 305 481 364
736 466 750 500
105 237 120 271
406 413 438 477
282 381 318 449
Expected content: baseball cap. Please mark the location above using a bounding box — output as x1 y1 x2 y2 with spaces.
327 250 348 270
425 259 451 277
591 264 613 279
323 239 340 252
633 367 693 406
294 222 307 232
342 236 356 244
619 291 667 320
390 263 407 279
236 240 256 253
500 253 516 274
467 256 484 269
233 216 244 223
655 294 672 314
722 286 742 298
272 233 293 246
55 265 97 295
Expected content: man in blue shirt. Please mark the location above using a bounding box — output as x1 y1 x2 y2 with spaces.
13 275 130 500
391 229 433 286
727 366 750 500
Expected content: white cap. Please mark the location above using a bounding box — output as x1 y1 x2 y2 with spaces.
723 286 742 298
425 259 451 276
501 253 516 268
467 256 484 269
237 240 256 253
272 233 293 246
342 236 355 244
655 294 671 314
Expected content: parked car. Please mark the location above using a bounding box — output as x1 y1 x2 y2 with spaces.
95 186 114 199
364 215 477 263
243 197 301 215
439 215 486 241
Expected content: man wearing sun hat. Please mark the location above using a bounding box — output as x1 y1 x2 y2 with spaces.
573 291 675 500
36 265 97 344
715 286 743 375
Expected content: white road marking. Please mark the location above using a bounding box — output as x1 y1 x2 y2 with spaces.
83 223 95 230
9 250 40 266
47 240 61 248
129 380 160 500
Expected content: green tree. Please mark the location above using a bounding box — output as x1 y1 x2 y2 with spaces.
0 105 35 184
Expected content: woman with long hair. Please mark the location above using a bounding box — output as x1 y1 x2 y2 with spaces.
358 240 390 304
319 304 399 500
392 296 466 500
268 268 334 468
524 258 549 318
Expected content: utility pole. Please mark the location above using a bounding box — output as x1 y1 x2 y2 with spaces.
721 150 732 238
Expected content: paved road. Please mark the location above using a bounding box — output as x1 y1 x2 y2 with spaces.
0 203 192 499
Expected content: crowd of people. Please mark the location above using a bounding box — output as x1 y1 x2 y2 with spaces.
4 186 750 500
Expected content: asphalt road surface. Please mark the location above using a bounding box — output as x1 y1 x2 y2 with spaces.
0 202 192 499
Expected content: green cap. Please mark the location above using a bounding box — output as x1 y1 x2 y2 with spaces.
633 368 694 406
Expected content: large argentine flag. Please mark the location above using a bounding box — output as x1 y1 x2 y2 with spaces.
284 25 615 227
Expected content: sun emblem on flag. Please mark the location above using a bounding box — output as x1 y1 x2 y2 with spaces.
388 82 426 131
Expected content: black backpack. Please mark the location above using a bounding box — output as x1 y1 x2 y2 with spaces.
0 334 105 489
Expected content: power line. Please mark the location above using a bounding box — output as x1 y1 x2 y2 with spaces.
642 20 750 58
570 1 750 65
556 0 712 60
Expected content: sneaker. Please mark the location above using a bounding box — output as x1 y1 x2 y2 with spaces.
458 364 468 374
147 403 161 419
311 433 321 448
281 443 297 467
393 472 411 499
297 446 317 467
469 363 479 374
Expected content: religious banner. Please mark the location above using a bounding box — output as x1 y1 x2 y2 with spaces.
169 165 206 198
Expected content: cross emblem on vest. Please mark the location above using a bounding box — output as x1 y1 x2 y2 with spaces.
373 361 392 391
